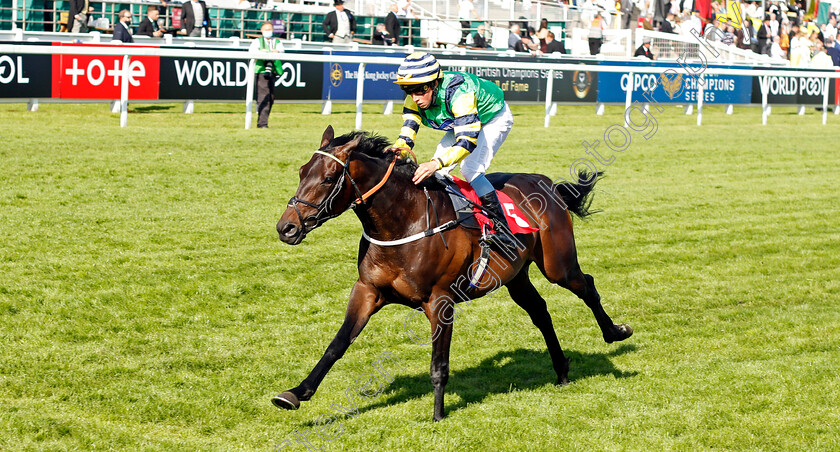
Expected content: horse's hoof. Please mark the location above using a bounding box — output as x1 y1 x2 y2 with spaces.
606 324 633 343
617 324 633 340
271 391 300 410
556 376 570 386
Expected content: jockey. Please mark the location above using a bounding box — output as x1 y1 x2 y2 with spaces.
391 52 516 248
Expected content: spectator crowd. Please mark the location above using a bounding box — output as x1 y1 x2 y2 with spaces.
603 0 840 66
56 0 840 67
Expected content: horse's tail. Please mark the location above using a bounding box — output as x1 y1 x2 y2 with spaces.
553 170 603 219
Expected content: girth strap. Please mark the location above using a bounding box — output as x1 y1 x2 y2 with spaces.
361 219 464 247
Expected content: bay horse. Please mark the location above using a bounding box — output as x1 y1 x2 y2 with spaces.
273 126 632 421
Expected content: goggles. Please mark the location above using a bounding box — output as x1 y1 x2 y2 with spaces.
400 83 432 95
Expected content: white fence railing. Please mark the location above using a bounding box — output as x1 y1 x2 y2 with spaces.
634 29 775 64
571 28 632 57
1 43 838 129
569 27 784 64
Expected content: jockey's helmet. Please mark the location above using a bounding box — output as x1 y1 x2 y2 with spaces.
395 52 442 86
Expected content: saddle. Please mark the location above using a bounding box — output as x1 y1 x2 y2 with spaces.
436 174 481 229
434 173 537 233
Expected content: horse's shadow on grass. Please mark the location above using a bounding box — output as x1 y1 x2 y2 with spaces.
301 344 637 425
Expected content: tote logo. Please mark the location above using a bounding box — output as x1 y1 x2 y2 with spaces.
63 57 146 86
330 63 343 87
51 44 160 99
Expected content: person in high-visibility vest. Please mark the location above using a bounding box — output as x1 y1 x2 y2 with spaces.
249 22 284 129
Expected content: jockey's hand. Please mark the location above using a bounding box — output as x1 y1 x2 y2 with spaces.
386 146 409 157
412 161 439 185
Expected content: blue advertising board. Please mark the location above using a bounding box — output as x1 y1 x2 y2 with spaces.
322 52 600 104
466 58 598 103
322 51 404 101
596 61 752 104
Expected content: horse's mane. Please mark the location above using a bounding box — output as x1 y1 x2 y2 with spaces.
332 131 443 189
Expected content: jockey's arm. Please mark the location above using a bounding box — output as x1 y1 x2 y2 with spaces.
411 91 481 185
393 92 480 166
393 97 422 158
432 91 480 170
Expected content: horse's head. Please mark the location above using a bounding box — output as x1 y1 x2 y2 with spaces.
276 125 367 245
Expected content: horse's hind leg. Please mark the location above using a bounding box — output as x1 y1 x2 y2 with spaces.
566 271 633 344
506 266 570 385
534 225 632 344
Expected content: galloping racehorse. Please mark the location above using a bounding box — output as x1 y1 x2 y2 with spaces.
273 126 632 421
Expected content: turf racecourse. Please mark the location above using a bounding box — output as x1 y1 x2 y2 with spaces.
1 102 838 451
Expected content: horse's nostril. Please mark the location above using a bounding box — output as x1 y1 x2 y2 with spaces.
280 223 298 237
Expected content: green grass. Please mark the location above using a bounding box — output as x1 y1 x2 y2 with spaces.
1 102 838 451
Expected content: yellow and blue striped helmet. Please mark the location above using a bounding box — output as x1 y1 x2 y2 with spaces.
395 52 442 85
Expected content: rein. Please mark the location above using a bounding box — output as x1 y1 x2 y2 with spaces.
312 150 397 207
289 148 464 247
287 150 397 236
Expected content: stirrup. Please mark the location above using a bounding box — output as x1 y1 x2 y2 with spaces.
480 224 518 250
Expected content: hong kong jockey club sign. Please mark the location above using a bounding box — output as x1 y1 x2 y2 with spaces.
51 43 160 99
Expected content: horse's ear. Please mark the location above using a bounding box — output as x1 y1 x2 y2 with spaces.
320 125 334 149
347 134 363 149
334 134 362 160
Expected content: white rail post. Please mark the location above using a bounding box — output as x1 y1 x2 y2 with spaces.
761 76 769 125
697 74 704 126
544 69 554 128
822 77 829 125
120 55 130 128
27 98 38 112
624 72 634 127
356 62 366 130
12 0 18 30
244 59 256 129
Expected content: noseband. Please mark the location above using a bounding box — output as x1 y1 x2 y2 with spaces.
287 150 397 236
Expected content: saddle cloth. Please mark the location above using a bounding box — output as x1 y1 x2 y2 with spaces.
437 174 540 234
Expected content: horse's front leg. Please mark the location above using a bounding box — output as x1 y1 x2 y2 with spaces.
272 281 383 410
426 294 455 421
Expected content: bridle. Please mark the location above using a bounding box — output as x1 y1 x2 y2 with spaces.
287 149 397 236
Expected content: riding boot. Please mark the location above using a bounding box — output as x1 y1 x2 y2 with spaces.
478 192 519 250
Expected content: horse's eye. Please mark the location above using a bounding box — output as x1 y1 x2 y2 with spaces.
322 176 336 185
